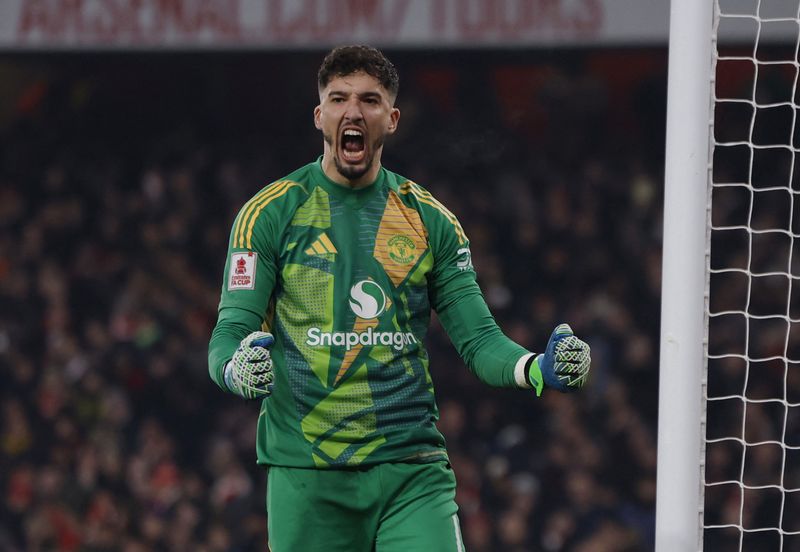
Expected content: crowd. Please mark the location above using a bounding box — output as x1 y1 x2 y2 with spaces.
0 49 681 551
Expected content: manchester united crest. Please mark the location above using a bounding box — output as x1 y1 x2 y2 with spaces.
387 235 416 265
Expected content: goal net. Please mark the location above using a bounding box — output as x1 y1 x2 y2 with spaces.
704 0 800 550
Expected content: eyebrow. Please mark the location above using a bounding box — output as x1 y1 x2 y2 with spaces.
327 90 385 101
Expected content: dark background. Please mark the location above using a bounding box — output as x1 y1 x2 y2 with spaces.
1 48 672 551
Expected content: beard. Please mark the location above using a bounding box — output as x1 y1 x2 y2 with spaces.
324 131 385 182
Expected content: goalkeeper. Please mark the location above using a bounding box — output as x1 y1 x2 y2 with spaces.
208 45 590 552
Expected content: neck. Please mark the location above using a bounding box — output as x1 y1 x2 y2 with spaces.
320 149 382 190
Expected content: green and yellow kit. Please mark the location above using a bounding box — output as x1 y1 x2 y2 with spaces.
208 159 532 469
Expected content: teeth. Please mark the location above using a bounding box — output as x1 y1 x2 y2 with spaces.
343 129 363 137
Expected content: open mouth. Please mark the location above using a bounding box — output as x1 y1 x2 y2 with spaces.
340 128 366 163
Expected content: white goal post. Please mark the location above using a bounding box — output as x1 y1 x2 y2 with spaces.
658 1 800 550
656 0 714 549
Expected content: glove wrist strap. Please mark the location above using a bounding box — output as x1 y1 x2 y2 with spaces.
527 355 545 397
514 353 536 389
514 353 544 397
223 360 237 394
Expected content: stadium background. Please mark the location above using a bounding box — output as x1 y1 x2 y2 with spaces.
0 48 665 551
0 2 783 550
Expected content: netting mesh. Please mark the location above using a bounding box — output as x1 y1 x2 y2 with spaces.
705 1 800 549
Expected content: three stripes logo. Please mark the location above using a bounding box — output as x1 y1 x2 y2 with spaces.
305 232 338 256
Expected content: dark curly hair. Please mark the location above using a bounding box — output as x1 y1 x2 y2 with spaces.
318 45 399 100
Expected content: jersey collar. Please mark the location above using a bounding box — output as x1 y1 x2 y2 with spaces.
312 157 386 208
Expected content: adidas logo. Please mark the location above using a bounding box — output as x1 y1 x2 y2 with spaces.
305 232 337 256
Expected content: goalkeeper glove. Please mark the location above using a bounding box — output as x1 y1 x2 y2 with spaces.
223 331 275 400
527 323 590 396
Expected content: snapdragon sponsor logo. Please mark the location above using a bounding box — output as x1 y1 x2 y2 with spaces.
348 280 388 319
306 326 416 351
305 279 417 351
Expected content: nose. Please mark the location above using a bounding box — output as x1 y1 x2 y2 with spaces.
343 98 363 122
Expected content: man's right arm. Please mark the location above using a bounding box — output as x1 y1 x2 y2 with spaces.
208 306 265 390
208 182 290 392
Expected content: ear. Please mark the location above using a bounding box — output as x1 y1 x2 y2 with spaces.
314 105 322 130
387 107 400 134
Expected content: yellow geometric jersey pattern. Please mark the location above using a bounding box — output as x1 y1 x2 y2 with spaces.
233 180 303 248
373 189 429 287
333 316 380 386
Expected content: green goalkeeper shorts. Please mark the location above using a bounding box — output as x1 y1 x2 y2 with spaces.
266 461 465 552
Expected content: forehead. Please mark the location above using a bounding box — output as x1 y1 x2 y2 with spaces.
319 71 389 98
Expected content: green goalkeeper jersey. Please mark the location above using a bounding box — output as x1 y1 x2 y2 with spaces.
209 159 531 468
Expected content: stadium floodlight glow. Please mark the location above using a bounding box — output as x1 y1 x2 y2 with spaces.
658 1 800 550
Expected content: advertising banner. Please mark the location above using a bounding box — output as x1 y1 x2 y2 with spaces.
0 0 793 50
0 0 672 49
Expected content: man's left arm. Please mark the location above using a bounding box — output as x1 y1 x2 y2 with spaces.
434 275 529 388
429 229 590 395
